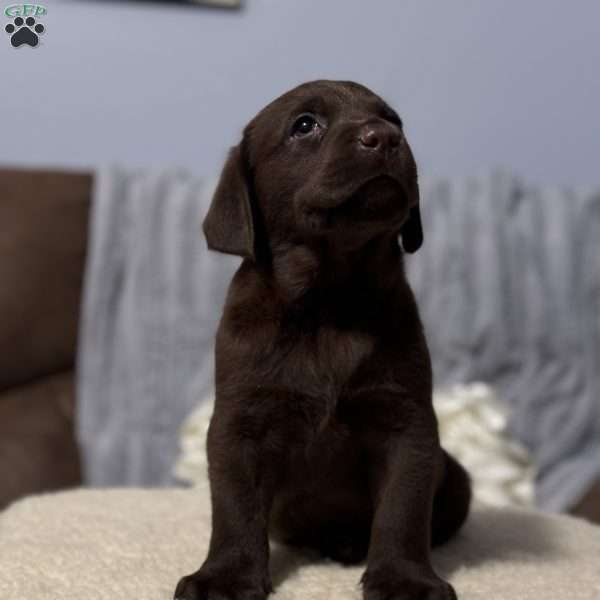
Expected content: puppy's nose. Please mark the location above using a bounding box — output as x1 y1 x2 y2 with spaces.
358 122 401 152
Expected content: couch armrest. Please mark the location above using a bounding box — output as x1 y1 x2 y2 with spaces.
0 168 92 391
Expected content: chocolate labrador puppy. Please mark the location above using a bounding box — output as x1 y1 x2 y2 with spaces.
175 80 471 600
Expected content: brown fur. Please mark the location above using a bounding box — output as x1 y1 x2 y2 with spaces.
175 80 471 600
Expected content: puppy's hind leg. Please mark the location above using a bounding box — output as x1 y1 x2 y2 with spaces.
431 450 472 547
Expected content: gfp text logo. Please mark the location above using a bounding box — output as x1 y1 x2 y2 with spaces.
4 4 46 17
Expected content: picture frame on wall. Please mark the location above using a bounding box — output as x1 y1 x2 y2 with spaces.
190 0 242 7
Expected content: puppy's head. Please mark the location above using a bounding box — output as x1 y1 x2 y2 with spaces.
204 80 422 261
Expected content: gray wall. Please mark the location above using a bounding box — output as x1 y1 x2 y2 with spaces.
1 0 598 184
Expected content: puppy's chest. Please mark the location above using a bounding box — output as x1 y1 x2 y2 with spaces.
265 322 375 397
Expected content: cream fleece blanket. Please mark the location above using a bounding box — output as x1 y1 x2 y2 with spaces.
1 488 599 599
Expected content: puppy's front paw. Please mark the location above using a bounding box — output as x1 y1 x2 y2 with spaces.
174 567 271 600
362 563 457 600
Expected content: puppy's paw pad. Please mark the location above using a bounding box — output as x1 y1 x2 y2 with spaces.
362 565 456 600
364 582 456 600
174 571 269 600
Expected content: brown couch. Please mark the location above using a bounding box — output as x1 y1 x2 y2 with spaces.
0 167 598 522
0 168 91 509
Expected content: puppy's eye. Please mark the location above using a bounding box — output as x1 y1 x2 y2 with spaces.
291 114 319 137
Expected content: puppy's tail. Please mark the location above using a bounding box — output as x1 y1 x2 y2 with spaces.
431 450 472 547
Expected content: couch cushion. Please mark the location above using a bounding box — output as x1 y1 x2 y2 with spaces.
0 168 91 391
0 371 81 509
0 488 598 599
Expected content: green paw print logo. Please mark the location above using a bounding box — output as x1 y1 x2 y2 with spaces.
4 4 46 47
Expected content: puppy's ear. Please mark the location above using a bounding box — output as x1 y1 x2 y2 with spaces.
400 183 423 253
203 145 256 260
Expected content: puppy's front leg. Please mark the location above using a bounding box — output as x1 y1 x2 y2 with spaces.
362 405 456 600
175 412 277 600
